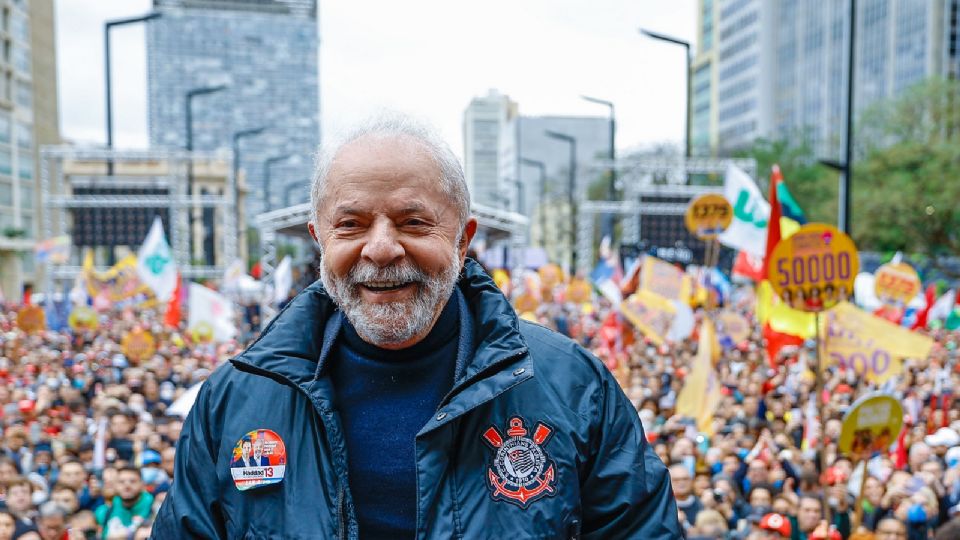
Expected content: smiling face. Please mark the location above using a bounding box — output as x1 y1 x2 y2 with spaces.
309 134 476 349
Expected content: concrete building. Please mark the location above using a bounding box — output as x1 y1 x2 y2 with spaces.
696 0 960 156
0 0 59 301
462 90 519 210
146 0 319 219
516 115 611 247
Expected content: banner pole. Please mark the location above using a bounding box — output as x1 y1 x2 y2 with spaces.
852 460 868 529
815 310 832 525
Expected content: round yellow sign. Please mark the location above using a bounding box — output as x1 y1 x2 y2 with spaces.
874 262 921 305
16 306 46 334
68 306 99 332
121 328 156 364
685 194 733 239
565 278 592 304
767 223 859 313
839 394 903 461
190 322 215 344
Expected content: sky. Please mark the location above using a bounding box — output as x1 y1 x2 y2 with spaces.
55 0 697 159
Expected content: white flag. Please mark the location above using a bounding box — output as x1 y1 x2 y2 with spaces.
136 217 178 302
718 164 770 257
188 283 237 342
929 290 957 322
222 260 245 293
274 255 293 304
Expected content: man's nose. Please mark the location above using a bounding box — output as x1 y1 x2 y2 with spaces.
361 219 404 267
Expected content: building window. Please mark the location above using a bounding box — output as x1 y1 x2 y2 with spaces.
17 155 31 179
0 148 11 176
14 80 30 108
16 121 30 150
10 10 28 43
12 46 30 75
0 112 10 144
0 180 10 206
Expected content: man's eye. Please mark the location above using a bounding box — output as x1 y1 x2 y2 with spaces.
336 220 359 228
404 219 427 227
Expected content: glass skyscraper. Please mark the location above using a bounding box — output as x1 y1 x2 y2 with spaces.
694 0 960 157
146 0 319 218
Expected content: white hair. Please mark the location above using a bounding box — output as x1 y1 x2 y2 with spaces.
309 111 470 232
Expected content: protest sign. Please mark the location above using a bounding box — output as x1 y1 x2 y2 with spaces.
16 305 45 334
839 394 903 460
122 328 156 364
68 306 98 332
768 223 858 312
874 262 921 306
823 302 935 383
620 289 676 346
640 255 692 303
685 194 733 239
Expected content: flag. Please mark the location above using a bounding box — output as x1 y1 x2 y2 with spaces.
762 166 783 280
801 392 820 456
823 302 935 383
718 164 770 257
928 290 956 323
274 256 293 305
188 283 237 342
676 318 723 434
223 260 245 292
34 236 71 265
777 180 807 224
136 217 177 302
164 274 183 329
733 251 765 282
590 246 624 305
44 293 67 332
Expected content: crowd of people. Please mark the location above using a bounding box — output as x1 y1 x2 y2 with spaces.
1 263 959 539
523 278 960 540
0 304 242 539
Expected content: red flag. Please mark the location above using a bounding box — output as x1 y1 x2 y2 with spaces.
164 273 183 328
763 322 803 367
761 165 783 280
893 427 908 470
732 251 765 282
913 284 937 330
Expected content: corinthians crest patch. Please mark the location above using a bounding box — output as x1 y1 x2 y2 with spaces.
481 416 557 508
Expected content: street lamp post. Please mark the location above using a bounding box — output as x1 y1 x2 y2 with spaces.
640 29 692 158
544 131 577 273
104 11 162 173
263 154 293 213
581 95 616 239
233 126 267 211
520 157 548 248
185 84 228 263
284 182 307 207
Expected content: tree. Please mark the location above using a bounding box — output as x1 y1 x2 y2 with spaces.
853 78 960 276
735 136 837 224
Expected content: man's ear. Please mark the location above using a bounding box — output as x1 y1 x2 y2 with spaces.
459 218 478 260
308 221 320 245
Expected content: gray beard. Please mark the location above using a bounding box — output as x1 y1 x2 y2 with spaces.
320 249 462 347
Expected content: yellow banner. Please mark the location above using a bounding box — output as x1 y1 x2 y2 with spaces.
619 289 676 347
83 252 155 307
640 256 692 302
676 318 723 434
823 302 935 383
756 280 817 338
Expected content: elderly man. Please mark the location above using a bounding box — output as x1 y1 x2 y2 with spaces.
154 115 679 539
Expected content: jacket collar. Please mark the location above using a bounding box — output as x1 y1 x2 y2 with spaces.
231 259 528 391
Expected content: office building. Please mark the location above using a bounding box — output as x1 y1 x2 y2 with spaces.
146 0 319 219
0 0 60 299
695 0 960 156
463 90 519 210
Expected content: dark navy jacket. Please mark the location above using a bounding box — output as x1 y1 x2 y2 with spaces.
153 260 681 539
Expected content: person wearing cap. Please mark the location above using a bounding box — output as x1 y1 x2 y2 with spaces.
755 512 792 539
154 114 680 539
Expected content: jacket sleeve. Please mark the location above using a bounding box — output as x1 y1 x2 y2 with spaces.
152 382 228 539
580 366 682 539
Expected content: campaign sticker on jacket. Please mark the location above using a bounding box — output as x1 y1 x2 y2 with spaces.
229 429 287 491
481 417 558 508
